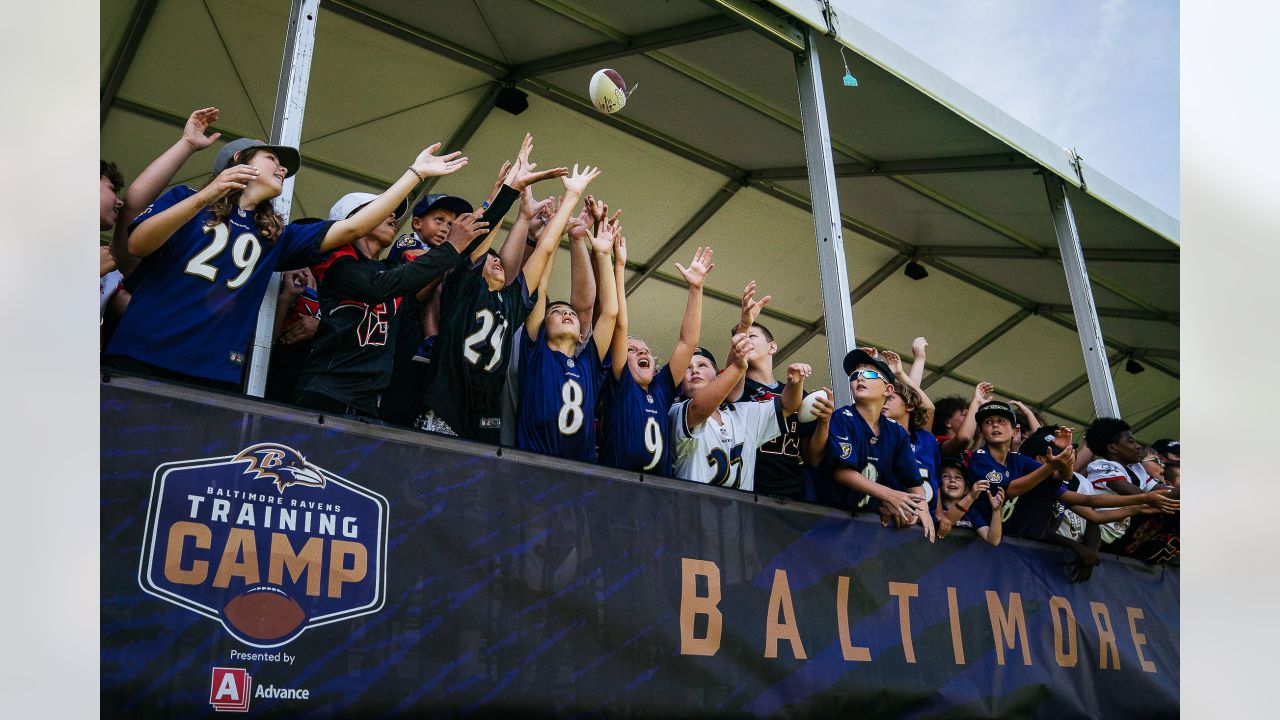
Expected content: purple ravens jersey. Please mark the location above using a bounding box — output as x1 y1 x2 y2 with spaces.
598 363 678 475
909 427 942 501
817 406 924 513
109 186 332 383
965 447 1045 525
515 325 606 462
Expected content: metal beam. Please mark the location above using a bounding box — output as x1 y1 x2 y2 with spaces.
746 153 1040 181
246 0 320 398
112 97 396 189
919 309 1034 389
510 15 743 78
698 0 805 51
796 26 855 408
625 182 740 295
323 0 507 76
772 254 908 364
100 0 159 126
1043 173 1119 417
400 82 501 232
1036 353 1124 411
1037 302 1176 323
914 244 1180 265
1130 398 1180 435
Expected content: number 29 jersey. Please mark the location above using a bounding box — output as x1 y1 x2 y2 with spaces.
515 325 605 462
108 185 332 384
418 259 535 442
668 397 783 491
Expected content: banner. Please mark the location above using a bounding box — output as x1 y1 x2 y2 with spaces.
102 378 1178 717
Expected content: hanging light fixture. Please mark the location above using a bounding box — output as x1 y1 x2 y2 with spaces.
903 260 928 281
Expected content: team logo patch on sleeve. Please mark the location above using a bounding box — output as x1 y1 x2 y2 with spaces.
839 442 852 459
139 443 389 648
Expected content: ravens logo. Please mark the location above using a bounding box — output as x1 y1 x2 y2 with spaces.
233 443 327 494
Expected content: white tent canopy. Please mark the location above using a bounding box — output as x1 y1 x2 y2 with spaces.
101 0 1178 440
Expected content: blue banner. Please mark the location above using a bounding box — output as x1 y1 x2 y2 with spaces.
102 378 1178 717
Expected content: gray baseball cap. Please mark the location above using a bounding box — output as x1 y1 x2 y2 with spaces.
212 138 302 178
327 192 409 222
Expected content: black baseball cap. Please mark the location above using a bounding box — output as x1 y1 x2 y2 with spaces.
1152 438 1180 456
213 138 301 178
692 346 718 368
1018 428 1060 460
842 349 896 385
974 401 1017 425
413 193 473 218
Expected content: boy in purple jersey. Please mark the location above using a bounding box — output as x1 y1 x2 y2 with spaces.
879 349 941 510
105 137 468 389
515 165 613 462
935 458 1004 545
808 349 935 541
599 245 713 475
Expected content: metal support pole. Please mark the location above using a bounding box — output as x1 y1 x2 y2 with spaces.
795 28 855 406
246 0 320 397
1042 173 1120 417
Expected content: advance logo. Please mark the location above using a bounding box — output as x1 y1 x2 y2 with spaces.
139 443 389 647
210 667 251 712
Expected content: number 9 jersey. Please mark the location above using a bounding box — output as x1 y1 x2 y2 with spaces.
107 186 332 384
598 363 678 476
515 325 606 462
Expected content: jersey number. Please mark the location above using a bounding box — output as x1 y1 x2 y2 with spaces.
706 443 745 488
185 224 262 289
462 309 507 371
642 416 663 471
557 379 584 435
1000 494 1018 523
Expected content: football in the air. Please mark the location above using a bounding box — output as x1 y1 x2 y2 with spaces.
798 391 824 423
222 585 307 641
589 68 631 114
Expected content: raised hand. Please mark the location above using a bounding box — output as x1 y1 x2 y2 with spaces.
811 388 835 425
990 487 1006 511
411 142 469 178
911 336 928 360
505 135 569 191
1052 425 1074 451
674 246 713 289
443 212 490 252
881 349 904 377
182 107 221 150
727 332 753 370
562 164 602 196
786 363 812 385
199 163 258 203
566 205 591 243
859 346 879 359
973 381 995 404
613 233 627 267
490 160 512 201
1143 488 1180 513
587 215 619 255
969 478 991 500
1047 444 1076 472
739 281 771 330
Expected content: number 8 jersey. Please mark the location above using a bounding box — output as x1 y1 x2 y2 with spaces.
516 324 606 462
668 397 783 492
108 186 332 384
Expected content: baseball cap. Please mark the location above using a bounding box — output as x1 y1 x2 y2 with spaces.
940 456 966 472
974 401 1017 426
1152 438 1180 456
387 234 427 264
213 138 301 178
412 193 473 218
692 346 718 368
1018 428 1060 460
842 348 896 385
328 192 410 222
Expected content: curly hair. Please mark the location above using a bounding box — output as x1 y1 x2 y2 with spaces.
1084 417 1131 457
201 148 285 242
101 160 125 193
932 395 967 436
893 382 931 432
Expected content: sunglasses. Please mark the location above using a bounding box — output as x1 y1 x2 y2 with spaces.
850 369 885 381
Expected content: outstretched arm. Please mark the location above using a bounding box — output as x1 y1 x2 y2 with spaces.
939 381 993 455
908 337 928 387
727 281 771 402
667 247 713 381
128 164 259 257
781 363 810 416
112 106 221 276
587 214 620 362
685 332 752 429
608 233 630 380
568 196 600 340
321 143 469 253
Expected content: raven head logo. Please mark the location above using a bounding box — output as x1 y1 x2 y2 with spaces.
233 443 327 494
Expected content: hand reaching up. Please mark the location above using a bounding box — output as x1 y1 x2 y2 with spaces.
444 212 489 252
675 247 713 290
727 332 753 370
738 281 771 330
182 107 221 151
411 142 469 178
562 164 602 196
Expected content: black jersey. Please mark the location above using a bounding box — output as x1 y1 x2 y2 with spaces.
742 377 805 499
416 259 535 442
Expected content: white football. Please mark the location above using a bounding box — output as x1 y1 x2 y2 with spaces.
589 68 630 114
797 391 824 423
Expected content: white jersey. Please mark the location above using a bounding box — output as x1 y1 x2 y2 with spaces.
669 397 783 491
100 269 123 319
1080 459 1159 544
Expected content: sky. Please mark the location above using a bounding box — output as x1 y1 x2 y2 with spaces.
834 0 1180 220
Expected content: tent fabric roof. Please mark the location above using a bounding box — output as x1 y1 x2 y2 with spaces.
100 0 1178 441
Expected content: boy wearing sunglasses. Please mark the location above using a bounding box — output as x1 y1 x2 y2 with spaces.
808 349 935 541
